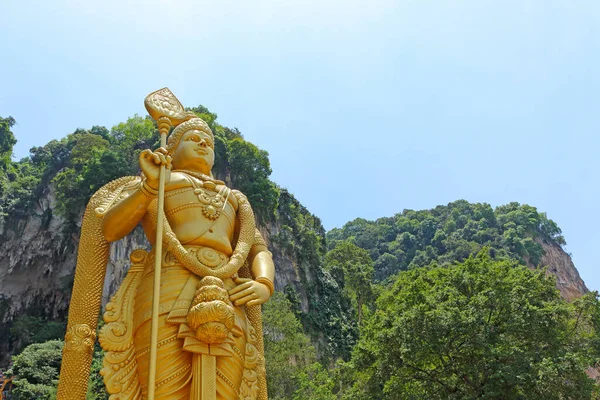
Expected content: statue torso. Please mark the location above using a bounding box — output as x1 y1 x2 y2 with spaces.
142 172 238 256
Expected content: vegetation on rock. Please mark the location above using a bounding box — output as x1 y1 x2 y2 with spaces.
328 200 567 281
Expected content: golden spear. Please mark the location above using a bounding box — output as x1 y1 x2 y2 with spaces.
143 88 188 399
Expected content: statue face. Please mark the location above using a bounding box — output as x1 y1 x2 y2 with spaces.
171 130 215 174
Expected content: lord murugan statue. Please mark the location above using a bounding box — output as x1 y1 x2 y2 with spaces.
56 89 275 400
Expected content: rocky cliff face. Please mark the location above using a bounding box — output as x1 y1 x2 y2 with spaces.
0 185 74 324
535 236 588 301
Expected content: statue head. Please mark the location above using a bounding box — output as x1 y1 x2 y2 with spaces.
167 117 215 175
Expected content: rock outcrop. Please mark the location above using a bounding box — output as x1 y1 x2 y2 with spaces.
535 236 588 301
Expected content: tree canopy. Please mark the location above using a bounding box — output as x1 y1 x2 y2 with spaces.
7 340 62 399
328 200 566 281
345 250 600 399
324 241 374 325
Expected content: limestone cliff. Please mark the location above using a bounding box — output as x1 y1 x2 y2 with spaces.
534 236 588 301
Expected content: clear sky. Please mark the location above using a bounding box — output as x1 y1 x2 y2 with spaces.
1 0 599 291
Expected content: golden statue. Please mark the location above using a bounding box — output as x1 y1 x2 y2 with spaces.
56 88 275 400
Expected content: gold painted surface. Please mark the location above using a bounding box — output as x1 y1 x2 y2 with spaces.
57 89 274 400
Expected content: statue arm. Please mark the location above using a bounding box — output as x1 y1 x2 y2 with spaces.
229 227 275 306
248 229 275 284
251 251 275 282
102 147 172 242
101 179 156 242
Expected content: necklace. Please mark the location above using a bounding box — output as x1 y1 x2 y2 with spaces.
196 186 226 220
173 169 229 221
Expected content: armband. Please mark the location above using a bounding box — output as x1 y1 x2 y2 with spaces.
139 179 159 199
255 277 275 296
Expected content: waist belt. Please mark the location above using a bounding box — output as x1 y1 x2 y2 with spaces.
164 245 229 269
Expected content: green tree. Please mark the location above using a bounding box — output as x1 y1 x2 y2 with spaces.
293 362 336 400
325 241 374 325
0 116 17 217
227 138 279 224
0 116 16 170
7 340 63 399
110 115 158 165
6 339 108 400
263 291 317 400
346 250 600 399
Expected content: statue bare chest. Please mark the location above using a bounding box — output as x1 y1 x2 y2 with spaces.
163 185 237 255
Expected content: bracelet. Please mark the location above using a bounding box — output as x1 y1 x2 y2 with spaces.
255 277 275 296
139 180 159 199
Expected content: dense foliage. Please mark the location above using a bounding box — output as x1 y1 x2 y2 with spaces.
6 340 107 400
0 117 16 172
324 241 374 325
344 251 600 399
263 291 319 399
6 340 62 399
9 315 65 351
328 200 566 281
271 190 358 361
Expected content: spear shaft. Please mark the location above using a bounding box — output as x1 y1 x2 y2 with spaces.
147 117 171 399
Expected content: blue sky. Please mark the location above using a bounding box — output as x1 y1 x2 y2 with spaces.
1 0 599 291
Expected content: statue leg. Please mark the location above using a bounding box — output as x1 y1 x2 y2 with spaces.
134 266 194 399
215 331 246 399
135 312 193 399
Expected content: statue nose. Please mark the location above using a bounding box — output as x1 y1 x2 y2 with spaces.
198 139 207 147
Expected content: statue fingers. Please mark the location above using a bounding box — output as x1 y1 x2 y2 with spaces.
233 293 259 306
246 298 264 307
233 277 252 285
155 147 168 155
230 286 254 300
140 149 153 161
153 152 169 166
230 287 256 303
228 280 252 295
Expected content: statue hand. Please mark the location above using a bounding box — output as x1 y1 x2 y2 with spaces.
139 147 171 189
228 277 271 307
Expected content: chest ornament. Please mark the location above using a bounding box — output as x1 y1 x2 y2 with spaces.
194 185 227 221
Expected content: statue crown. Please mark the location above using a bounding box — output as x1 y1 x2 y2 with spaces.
167 117 214 154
